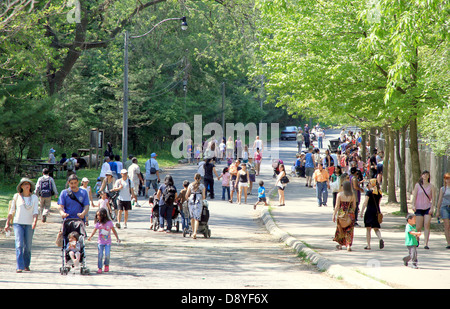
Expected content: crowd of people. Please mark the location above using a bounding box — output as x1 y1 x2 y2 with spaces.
292 126 450 263
3 129 450 273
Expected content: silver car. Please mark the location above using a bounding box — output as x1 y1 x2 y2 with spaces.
280 126 298 140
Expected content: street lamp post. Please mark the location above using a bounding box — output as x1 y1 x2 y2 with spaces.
122 17 188 165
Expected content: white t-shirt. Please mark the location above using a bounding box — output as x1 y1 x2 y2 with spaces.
100 162 111 178
128 163 141 183
9 194 39 225
114 178 134 201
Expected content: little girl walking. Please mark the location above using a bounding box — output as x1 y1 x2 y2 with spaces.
88 208 120 274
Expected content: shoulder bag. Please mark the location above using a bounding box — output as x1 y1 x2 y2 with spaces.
337 198 352 228
371 193 383 224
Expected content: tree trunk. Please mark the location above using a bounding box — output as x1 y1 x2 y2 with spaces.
382 124 389 193
388 127 397 203
361 129 367 162
409 117 421 185
396 128 408 213
369 127 376 153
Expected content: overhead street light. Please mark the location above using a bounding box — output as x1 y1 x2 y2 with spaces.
122 16 188 164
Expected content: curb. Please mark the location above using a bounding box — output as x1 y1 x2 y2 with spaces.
258 207 393 289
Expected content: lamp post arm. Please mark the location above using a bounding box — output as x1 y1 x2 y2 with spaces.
130 17 183 39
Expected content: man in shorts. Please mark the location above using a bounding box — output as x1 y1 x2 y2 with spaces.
113 169 137 229
305 147 315 187
145 153 160 198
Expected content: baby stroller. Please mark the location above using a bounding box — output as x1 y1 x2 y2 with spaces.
188 199 211 238
149 194 160 231
107 191 119 221
59 218 89 275
172 202 181 232
272 159 284 178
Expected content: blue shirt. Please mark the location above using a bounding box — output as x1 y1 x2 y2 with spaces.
145 158 159 180
109 161 118 175
258 186 266 198
58 189 90 220
305 153 314 168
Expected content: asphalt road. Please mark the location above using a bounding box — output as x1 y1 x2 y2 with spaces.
0 140 351 290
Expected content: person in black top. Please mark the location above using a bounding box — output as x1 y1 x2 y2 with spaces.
203 159 219 199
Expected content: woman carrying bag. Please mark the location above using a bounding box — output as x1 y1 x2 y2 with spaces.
4 178 39 273
360 179 385 250
332 180 356 251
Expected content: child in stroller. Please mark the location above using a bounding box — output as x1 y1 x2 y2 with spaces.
59 218 89 275
67 231 82 268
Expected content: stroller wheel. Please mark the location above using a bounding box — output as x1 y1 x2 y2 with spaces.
60 267 69 275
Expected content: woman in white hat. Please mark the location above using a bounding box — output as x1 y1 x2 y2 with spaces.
80 177 95 226
4 178 39 273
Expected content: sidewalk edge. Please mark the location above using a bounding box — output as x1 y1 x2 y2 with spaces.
258 207 393 289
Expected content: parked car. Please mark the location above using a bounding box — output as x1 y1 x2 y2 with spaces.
280 126 298 140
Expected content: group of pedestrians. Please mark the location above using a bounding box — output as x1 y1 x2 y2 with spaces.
293 127 450 267
3 132 450 274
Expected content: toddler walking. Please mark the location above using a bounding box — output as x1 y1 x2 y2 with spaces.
88 208 120 274
254 181 268 209
403 214 421 269
218 167 230 201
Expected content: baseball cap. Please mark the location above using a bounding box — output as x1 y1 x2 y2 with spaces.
151 153 157 158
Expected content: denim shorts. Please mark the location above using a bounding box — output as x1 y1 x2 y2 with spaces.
440 205 450 220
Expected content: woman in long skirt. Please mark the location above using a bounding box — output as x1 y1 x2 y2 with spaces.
332 181 356 251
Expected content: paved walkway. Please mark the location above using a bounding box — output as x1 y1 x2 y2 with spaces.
258 131 450 289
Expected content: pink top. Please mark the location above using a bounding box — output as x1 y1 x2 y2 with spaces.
221 172 230 186
415 183 433 210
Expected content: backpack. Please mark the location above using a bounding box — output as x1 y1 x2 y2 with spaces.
39 178 53 198
163 185 177 205
66 158 75 171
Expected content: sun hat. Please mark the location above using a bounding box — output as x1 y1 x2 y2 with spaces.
17 178 35 193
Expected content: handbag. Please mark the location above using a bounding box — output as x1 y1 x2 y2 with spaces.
55 230 63 247
371 193 383 224
337 196 353 228
330 178 340 193
280 175 289 184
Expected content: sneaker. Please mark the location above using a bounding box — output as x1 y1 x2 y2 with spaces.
42 215 47 223
124 223 127 229
97 268 102 274
104 266 109 272
116 223 121 229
